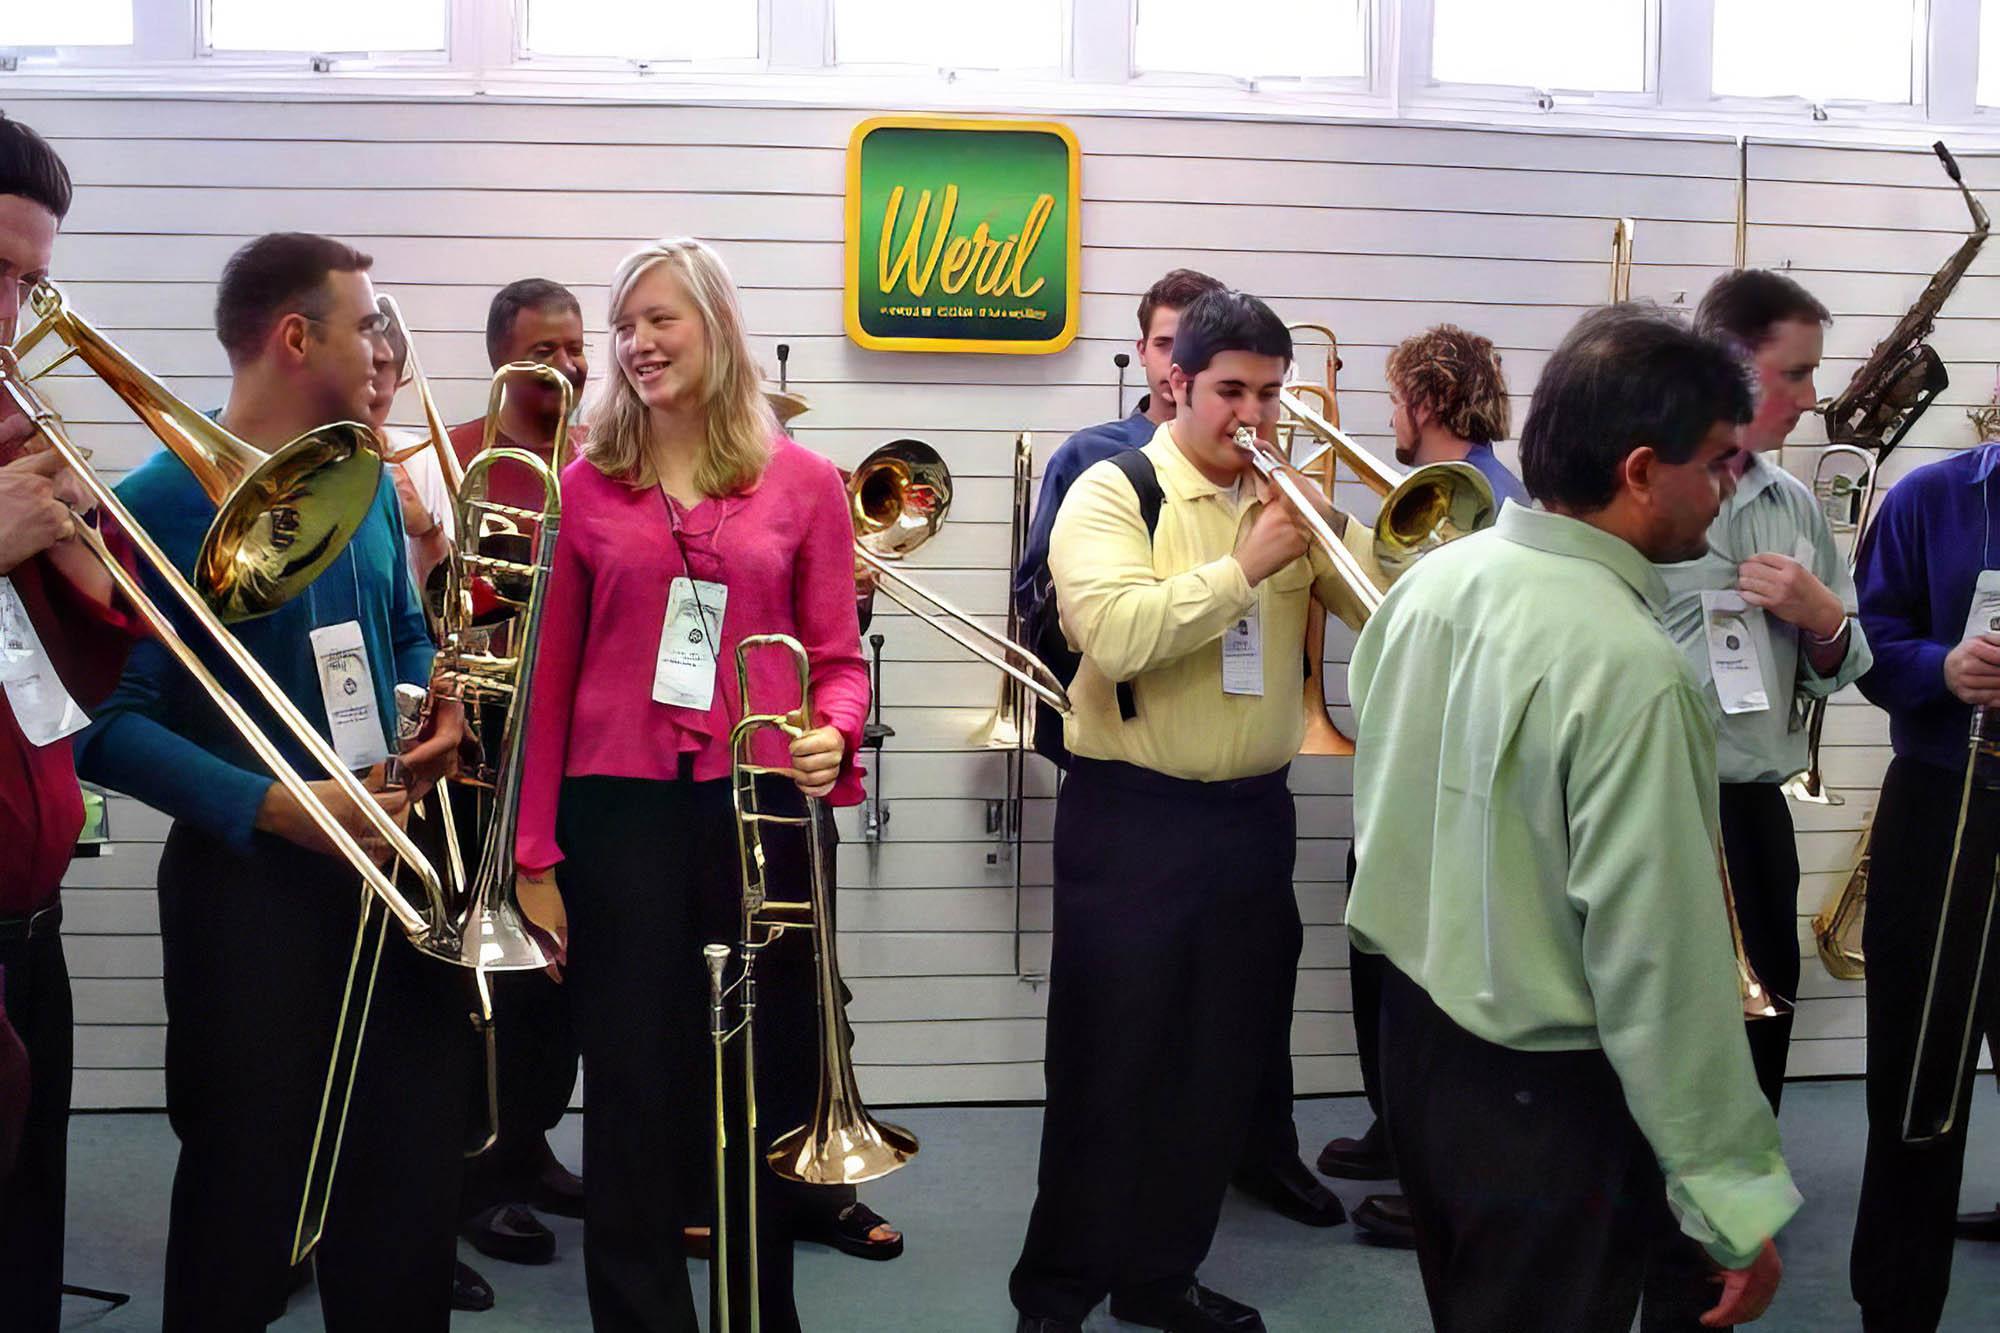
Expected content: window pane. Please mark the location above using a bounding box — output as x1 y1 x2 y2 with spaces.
1979 0 2000 105
835 0 1062 68
2 1 133 45
1431 0 1646 91
525 0 758 62
1134 0 1365 80
207 0 447 52
1712 0 1914 102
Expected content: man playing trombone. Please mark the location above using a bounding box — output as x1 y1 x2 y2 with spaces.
0 111 143 1333
1011 289 1369 1333
75 233 471 1332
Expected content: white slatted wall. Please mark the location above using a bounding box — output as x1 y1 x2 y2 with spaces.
9 94 1946 1107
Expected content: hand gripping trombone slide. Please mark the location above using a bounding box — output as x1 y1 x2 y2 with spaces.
707 634 918 1333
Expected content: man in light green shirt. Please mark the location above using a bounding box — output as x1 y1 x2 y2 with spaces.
1657 270 1872 1118
1346 305 1799 1331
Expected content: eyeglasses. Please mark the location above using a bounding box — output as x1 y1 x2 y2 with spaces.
305 311 394 340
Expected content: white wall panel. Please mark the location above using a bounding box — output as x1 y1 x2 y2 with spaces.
16 93 1955 1106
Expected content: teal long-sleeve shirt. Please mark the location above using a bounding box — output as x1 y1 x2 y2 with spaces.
74 448 433 854
1345 504 1801 1269
1656 451 1873 784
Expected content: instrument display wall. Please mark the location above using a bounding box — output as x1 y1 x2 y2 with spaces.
21 92 1979 1107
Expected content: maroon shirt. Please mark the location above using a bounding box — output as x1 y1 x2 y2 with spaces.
1 538 140 915
447 417 581 517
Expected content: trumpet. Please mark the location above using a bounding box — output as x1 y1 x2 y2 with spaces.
708 634 918 1332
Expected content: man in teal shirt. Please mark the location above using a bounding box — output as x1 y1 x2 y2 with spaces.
1347 305 1799 1330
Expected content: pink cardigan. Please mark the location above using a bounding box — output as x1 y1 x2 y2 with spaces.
515 436 870 873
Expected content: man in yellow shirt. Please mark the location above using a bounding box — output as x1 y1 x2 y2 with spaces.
1009 290 1367 1333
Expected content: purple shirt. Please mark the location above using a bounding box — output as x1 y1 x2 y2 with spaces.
1855 441 2000 772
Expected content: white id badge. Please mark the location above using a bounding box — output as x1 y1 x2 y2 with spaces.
652 577 728 711
1963 568 2000 642
0 577 89 746
1701 590 1771 715
1222 607 1264 696
308 620 388 770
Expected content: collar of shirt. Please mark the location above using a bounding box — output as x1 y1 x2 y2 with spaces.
1729 449 1786 508
1966 440 2000 485
1149 420 1245 507
1494 503 1669 617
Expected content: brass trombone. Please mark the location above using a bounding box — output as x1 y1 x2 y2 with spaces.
847 439 1071 717
1283 322 1356 756
1610 218 1637 302
292 364 573 1261
709 634 918 1332
373 292 468 491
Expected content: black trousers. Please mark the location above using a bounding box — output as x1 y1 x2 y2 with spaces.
1011 759 1301 1322
1378 961 1693 1333
1721 782 1802 1112
1851 755 2000 1333
155 823 472 1333
558 774 818 1333
0 929 71 1333
1345 845 1387 1125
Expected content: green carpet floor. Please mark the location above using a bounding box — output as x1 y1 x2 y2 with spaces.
57 1082 2000 1329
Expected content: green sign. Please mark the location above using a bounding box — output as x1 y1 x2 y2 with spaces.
844 116 1080 355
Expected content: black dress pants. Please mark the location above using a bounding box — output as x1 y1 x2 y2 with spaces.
559 773 817 1333
0 928 71 1333
1377 961 1690 1333
155 823 472 1333
1721 782 1803 1112
1345 845 1387 1125
1851 756 2000 1333
1011 759 1301 1322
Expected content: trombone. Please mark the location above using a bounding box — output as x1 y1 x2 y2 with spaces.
292 363 573 1261
708 634 918 1332
2 281 447 938
847 439 1071 717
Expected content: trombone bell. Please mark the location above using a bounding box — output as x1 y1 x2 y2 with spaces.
852 439 950 559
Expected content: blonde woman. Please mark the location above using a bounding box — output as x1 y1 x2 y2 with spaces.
514 238 869 1333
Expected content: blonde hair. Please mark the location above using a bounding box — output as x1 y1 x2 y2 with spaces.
584 237 776 494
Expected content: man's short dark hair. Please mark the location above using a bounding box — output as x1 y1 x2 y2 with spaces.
1694 269 1831 350
1170 289 1292 379
1519 303 1752 512
485 278 582 368
214 232 374 368
0 112 73 222
1137 268 1225 340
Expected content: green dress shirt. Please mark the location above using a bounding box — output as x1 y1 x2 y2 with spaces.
1345 504 1801 1268
1656 451 1874 784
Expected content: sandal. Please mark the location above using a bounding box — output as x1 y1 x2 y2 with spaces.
808 1201 904 1262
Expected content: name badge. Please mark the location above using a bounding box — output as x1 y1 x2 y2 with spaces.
1222 606 1264 696
0 576 90 746
308 619 388 771
653 577 729 712
1701 590 1770 715
1963 569 2000 642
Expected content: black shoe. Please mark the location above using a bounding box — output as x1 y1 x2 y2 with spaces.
1315 1118 1396 1181
529 1136 585 1219
1109 1282 1266 1333
1955 1204 2000 1241
451 1259 495 1312
1015 1317 1084 1333
462 1202 557 1266
1234 1155 1347 1228
1353 1193 1418 1249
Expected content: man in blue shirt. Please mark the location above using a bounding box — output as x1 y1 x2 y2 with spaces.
1317 323 1528 1250
75 233 471 1333
1850 438 2000 1333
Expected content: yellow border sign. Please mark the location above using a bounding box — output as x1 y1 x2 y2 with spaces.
844 115 1081 355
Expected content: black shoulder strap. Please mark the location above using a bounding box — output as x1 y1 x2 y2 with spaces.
1104 449 1165 721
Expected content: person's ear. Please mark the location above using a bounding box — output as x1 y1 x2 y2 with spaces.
1169 364 1193 405
274 312 313 366
1620 445 1662 506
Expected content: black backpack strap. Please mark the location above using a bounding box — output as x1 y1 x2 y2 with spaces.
1103 450 1165 721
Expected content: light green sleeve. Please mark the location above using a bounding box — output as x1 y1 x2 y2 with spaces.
1798 494 1873 697
1049 462 1256 683
1566 682 1802 1268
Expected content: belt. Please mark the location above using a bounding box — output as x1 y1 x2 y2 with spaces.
0 900 63 943
1067 756 1291 801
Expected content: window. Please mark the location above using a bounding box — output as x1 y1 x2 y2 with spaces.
1711 0 1917 104
1979 0 2000 105
1429 0 1648 92
522 0 759 63
0 1 133 46
833 0 1064 69
1133 0 1367 81
205 0 448 53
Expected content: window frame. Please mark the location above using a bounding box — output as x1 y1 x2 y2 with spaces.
1401 0 1662 112
1122 0 1380 94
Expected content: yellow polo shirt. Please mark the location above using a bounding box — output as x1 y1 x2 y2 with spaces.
1047 423 1372 782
